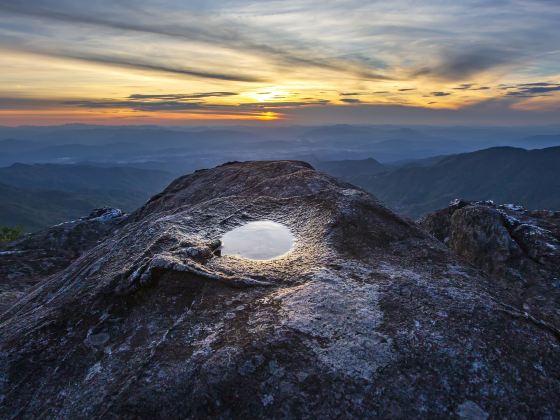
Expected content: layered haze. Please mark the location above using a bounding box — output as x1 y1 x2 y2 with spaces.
1 123 559 231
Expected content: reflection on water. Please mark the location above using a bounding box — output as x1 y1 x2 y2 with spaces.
220 221 295 260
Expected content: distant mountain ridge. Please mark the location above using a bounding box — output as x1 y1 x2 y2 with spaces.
313 158 385 179
0 182 95 232
5 146 557 230
319 146 560 218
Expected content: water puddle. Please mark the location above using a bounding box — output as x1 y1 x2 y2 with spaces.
220 221 295 260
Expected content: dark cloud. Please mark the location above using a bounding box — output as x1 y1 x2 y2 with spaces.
504 82 560 97
414 47 520 81
340 92 360 96
64 100 207 111
242 100 330 109
518 82 559 87
518 85 560 93
0 97 61 109
3 47 265 82
453 84 474 90
398 88 416 91
523 86 560 94
63 96 330 112
64 91 240 111
453 84 491 91
74 54 264 82
340 98 361 103
431 91 451 97
128 92 238 100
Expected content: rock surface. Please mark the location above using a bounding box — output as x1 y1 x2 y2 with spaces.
1 162 559 418
0 207 126 313
419 199 560 333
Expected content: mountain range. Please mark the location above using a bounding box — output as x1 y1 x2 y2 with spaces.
1 124 560 169
1 124 560 231
318 146 560 218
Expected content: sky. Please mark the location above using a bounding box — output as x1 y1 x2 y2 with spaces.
0 0 559 126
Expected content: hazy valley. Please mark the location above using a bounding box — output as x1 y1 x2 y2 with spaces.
2 124 559 231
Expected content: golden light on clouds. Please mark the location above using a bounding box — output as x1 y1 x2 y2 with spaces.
0 1 559 125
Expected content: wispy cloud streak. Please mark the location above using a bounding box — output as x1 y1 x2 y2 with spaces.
0 0 392 81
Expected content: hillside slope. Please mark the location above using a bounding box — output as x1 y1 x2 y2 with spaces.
313 157 385 179
0 164 174 231
0 163 173 193
348 146 560 217
0 183 97 231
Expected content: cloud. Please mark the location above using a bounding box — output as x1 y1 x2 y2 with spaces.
340 98 361 103
0 0 392 81
62 92 242 112
67 53 265 82
240 100 330 109
453 84 474 90
414 47 522 81
398 88 416 91
1 45 265 82
128 92 238 100
431 91 452 97
453 84 491 91
518 82 559 87
505 82 560 97
65 99 207 111
0 97 61 109
62 95 330 112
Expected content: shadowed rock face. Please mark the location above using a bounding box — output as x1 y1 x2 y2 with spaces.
0 207 127 313
1 161 559 418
